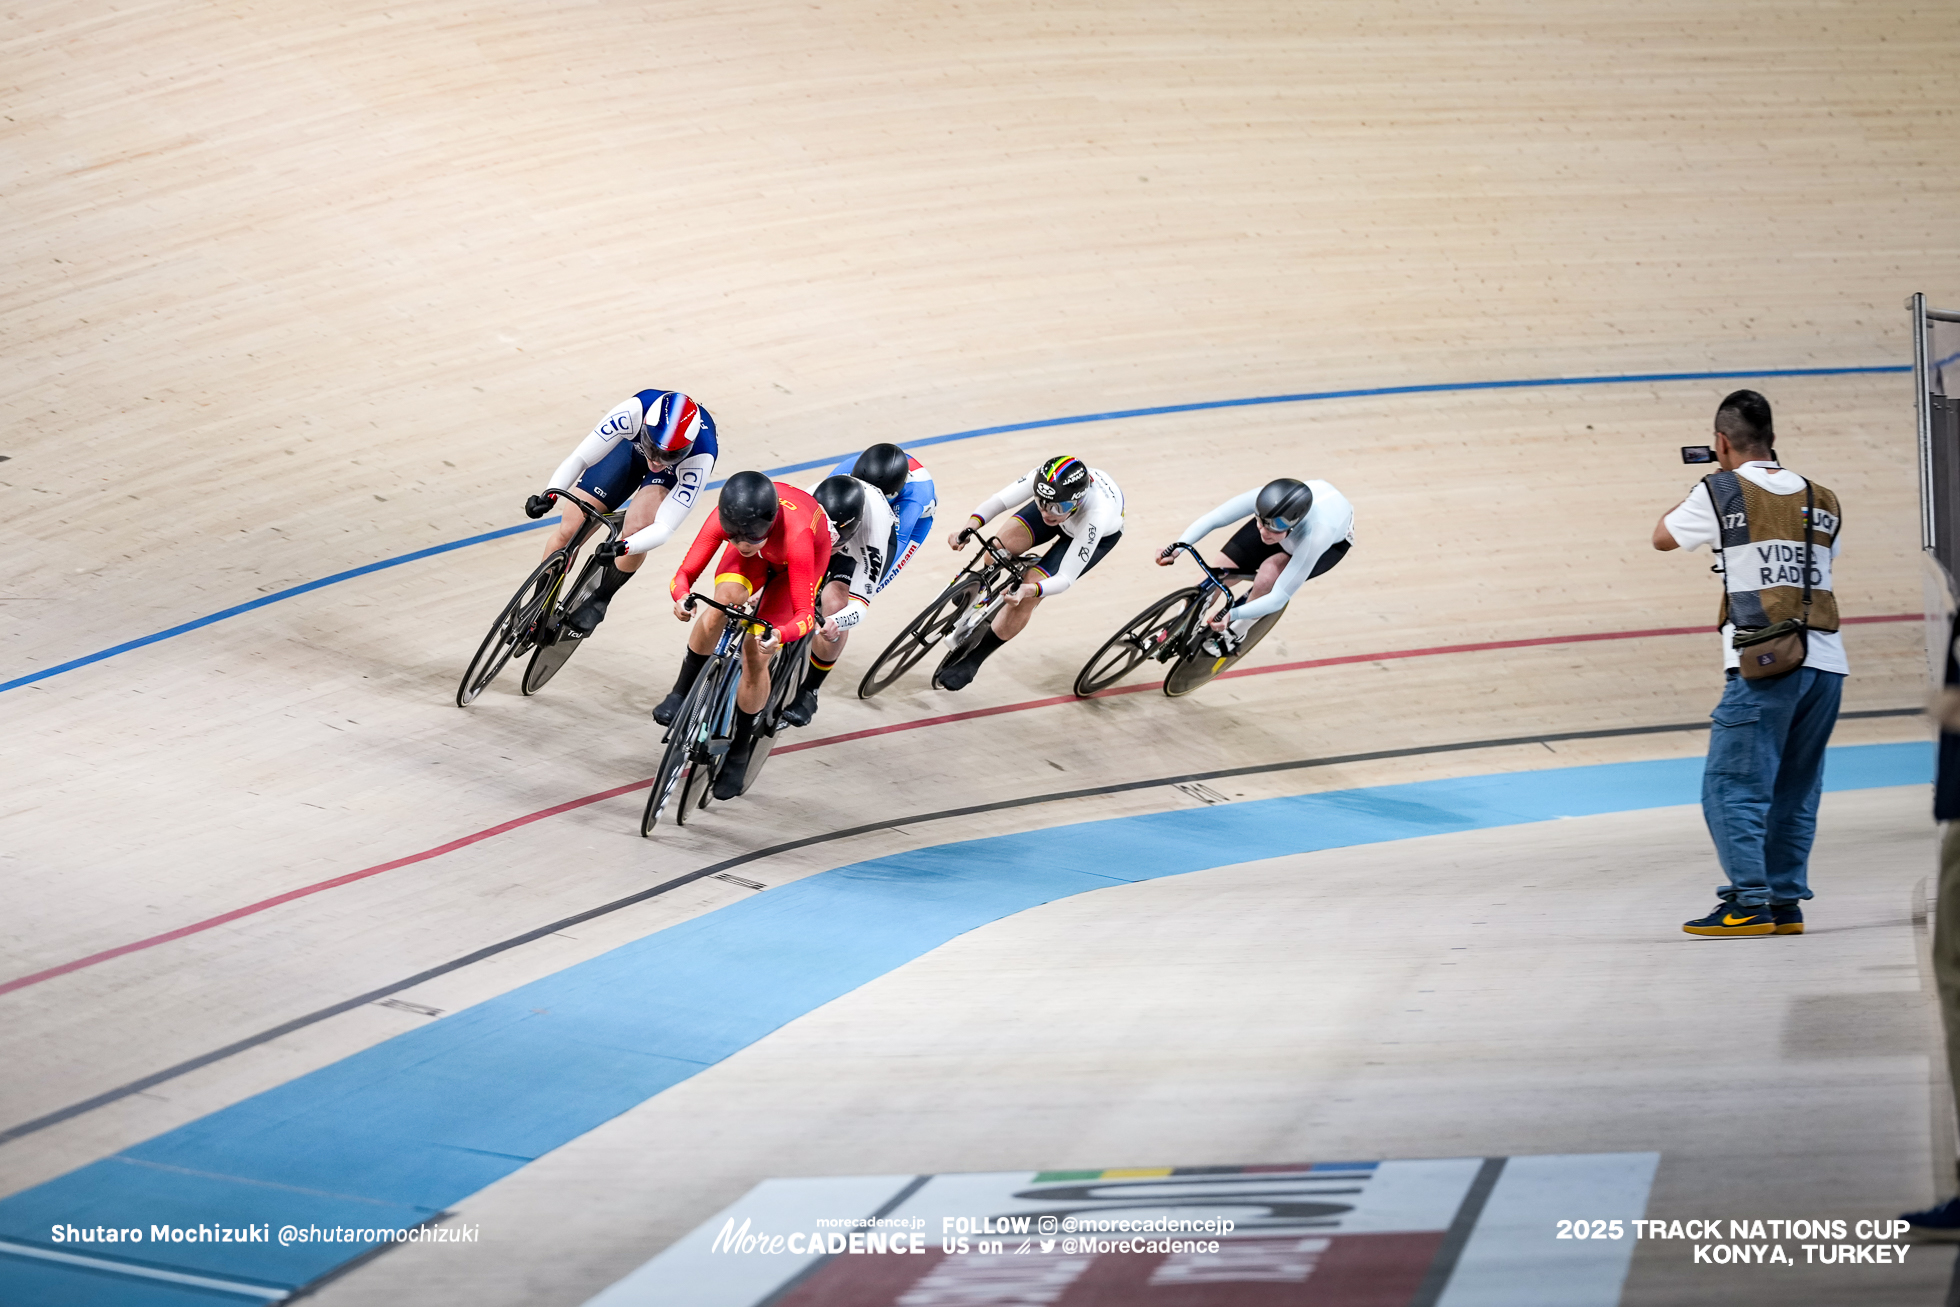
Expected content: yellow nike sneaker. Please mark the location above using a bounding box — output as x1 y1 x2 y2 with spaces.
1683 901 1774 937
1769 903 1804 935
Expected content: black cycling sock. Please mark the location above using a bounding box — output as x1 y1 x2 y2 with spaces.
672 648 710 697
967 628 1007 665
727 708 758 755
592 557 633 601
802 658 833 693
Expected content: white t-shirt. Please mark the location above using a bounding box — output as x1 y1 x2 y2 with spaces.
1662 461 1846 674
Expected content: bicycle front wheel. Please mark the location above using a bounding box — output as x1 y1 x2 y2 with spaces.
642 666 722 835
457 554 566 707
1073 588 1202 697
1164 608 1284 698
857 575 983 698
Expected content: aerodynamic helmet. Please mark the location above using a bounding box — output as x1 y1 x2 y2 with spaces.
850 443 911 500
717 470 779 543
1255 478 1313 534
1033 456 1091 512
643 391 703 466
814 475 868 538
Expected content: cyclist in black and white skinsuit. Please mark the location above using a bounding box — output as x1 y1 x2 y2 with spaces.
937 455 1125 690
1160 477 1354 651
778 474 901 727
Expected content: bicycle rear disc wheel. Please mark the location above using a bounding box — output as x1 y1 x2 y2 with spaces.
520 633 579 695
1165 608 1283 698
857 575 982 698
1073 588 1202 697
457 554 566 707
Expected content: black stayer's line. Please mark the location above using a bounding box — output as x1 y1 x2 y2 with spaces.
0 708 1917 1146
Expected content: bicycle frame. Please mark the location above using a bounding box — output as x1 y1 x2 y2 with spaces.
1163 541 1252 641
946 530 1040 646
672 591 776 745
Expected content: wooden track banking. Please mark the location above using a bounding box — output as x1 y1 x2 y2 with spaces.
1 2 1955 1304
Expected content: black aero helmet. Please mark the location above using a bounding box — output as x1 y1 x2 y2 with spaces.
717 471 779 542
814 475 867 537
851 443 911 499
1033 455 1091 508
1255 478 1313 533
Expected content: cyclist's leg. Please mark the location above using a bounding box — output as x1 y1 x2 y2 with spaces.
735 627 773 714
539 487 607 559
547 441 642 557
984 511 1041 631
653 573 753 724
788 577 852 725
716 596 780 799
995 511 1038 557
1247 550 1289 604
611 483 668 575
568 483 669 634
562 446 657 634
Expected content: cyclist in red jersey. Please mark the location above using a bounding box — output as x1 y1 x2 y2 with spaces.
659 471 829 798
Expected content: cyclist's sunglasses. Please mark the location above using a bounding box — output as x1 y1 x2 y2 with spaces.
648 442 691 467
1257 513 1300 534
1039 496 1080 515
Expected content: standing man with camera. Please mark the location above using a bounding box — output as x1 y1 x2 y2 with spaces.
1652 389 1846 938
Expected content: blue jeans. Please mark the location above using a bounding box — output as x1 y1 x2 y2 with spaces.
1701 668 1845 906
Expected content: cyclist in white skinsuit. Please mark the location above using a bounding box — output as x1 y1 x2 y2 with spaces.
1160 477 1354 651
779 474 902 726
937 455 1125 690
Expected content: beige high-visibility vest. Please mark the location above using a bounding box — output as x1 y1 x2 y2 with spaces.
1705 470 1842 632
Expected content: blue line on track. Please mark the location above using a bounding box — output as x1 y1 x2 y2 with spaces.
0 742 1929 1302
0 363 1906 698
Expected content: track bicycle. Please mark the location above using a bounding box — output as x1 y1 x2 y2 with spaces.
641 594 813 834
456 492 622 707
856 530 1042 697
1072 542 1284 698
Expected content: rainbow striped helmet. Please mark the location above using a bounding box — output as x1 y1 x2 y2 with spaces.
1034 455 1090 511
644 392 702 466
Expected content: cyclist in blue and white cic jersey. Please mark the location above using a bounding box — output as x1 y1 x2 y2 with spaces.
937 455 1124 691
1159 477 1354 653
777 443 938 725
522 389 720 637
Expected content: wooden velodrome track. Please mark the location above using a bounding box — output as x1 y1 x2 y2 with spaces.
2 2 1956 1304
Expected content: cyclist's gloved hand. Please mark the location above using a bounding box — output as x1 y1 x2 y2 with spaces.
524 492 555 520
595 540 629 562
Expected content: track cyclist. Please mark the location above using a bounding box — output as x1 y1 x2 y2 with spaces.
829 443 938 578
657 471 828 799
1159 477 1354 653
779 443 938 726
937 455 1124 691
522 388 719 636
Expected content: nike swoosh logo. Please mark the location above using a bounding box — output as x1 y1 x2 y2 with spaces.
1722 913 1760 926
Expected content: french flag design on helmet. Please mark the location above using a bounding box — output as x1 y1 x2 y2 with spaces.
643 391 702 462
